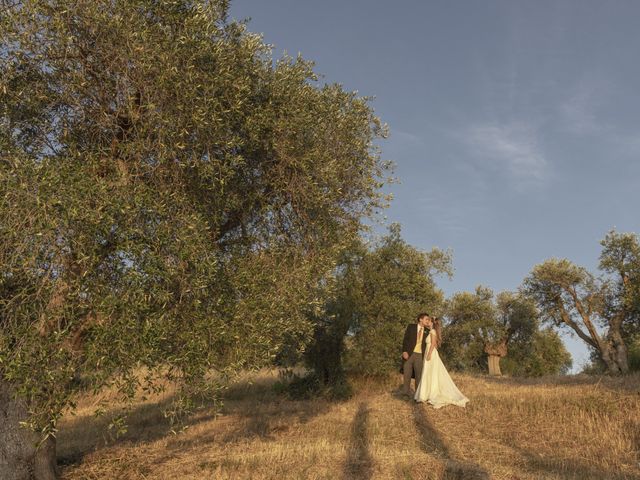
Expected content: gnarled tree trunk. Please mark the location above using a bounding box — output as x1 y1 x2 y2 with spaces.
609 315 630 374
0 380 58 480
599 342 623 375
484 340 508 376
613 341 629 374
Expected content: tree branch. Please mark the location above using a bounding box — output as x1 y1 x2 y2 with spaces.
566 286 603 346
558 302 598 349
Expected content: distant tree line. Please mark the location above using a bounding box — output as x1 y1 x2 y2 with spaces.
303 229 640 389
302 226 576 391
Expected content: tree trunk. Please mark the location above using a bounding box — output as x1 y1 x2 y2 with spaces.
484 340 507 376
614 341 629 374
599 343 622 375
610 320 630 374
487 355 502 376
0 380 58 480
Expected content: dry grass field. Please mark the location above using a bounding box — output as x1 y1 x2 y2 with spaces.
57 370 640 480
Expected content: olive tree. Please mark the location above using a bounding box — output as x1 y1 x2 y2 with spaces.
303 238 366 390
523 231 639 375
0 1 390 477
599 231 640 349
304 225 452 382
442 286 497 373
443 287 571 376
341 225 452 377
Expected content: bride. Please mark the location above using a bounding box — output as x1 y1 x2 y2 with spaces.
414 316 469 408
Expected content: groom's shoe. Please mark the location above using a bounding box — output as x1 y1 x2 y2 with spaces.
393 388 408 398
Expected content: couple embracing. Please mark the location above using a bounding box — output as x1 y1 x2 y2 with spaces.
401 313 469 408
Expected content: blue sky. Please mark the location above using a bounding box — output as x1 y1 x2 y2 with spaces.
229 1 640 371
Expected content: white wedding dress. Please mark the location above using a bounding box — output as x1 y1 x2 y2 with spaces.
414 329 469 408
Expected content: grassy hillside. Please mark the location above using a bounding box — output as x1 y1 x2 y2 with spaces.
58 370 640 480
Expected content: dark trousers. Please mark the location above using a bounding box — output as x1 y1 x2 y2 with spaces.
403 352 423 394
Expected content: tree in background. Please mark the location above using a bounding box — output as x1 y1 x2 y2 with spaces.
482 292 532 376
523 231 639 375
442 286 497 373
443 287 571 376
304 225 452 385
0 1 390 477
343 225 452 377
301 239 366 396
599 231 640 371
499 326 572 377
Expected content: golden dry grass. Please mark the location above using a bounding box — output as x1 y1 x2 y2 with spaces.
57 371 640 480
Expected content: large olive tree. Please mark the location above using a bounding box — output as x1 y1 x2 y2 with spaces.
523 231 639 375
0 1 390 477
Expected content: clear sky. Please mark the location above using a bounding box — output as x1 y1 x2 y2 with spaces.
228 0 640 371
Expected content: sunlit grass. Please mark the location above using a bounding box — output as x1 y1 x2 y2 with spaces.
58 370 640 480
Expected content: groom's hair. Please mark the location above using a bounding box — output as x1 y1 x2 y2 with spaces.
416 313 430 322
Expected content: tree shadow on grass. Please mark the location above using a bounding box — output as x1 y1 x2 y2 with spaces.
57 373 333 470
342 402 374 480
413 404 489 480
57 394 180 467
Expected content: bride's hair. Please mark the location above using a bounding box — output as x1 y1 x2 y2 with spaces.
432 317 443 347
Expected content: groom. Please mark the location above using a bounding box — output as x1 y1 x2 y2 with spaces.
400 313 430 396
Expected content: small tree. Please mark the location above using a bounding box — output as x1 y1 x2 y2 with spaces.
500 327 572 376
484 292 539 375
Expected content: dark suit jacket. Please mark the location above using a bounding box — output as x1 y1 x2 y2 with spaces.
399 323 428 375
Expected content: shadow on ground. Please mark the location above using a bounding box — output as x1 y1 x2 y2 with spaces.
57 373 333 470
412 403 489 480
342 401 374 480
